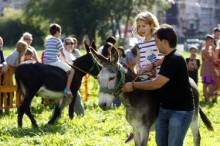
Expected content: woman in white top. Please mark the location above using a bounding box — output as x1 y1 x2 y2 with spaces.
60 37 84 116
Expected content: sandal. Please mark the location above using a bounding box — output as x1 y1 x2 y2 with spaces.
64 88 73 97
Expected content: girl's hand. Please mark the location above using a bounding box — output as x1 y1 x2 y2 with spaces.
122 82 134 92
137 65 143 74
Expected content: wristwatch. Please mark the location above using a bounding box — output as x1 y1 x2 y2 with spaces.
152 62 156 68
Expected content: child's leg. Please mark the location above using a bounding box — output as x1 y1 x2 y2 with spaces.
66 69 74 90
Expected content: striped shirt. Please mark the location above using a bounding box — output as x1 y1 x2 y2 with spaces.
43 36 63 64
137 38 163 80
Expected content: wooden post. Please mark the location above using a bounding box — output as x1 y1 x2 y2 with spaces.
84 74 88 101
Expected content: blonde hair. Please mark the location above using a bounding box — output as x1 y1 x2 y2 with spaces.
132 11 159 37
16 41 28 53
16 41 28 64
20 32 33 41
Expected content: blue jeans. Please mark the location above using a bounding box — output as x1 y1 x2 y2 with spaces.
156 107 194 146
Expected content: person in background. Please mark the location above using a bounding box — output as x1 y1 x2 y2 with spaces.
6 41 28 66
122 24 194 146
59 37 76 64
0 36 7 74
125 45 137 73
212 27 220 48
98 36 116 54
186 46 200 85
43 23 75 97
72 38 82 58
117 46 126 64
0 36 8 114
60 37 84 116
23 48 35 62
201 34 217 104
213 39 220 102
20 32 39 62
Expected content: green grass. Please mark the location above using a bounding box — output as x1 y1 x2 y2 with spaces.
0 47 219 146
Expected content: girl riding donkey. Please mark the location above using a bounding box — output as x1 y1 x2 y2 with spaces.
125 10 164 143
89 25 214 146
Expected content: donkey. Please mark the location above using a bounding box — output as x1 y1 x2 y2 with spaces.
90 46 214 146
15 41 101 128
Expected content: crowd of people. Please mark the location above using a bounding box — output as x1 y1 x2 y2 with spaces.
0 10 220 145
186 27 220 104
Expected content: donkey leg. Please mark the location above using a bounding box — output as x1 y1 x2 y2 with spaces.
133 127 149 146
18 95 37 128
190 116 201 146
18 102 26 128
133 129 141 146
47 104 61 125
48 97 70 125
69 95 77 119
25 105 38 128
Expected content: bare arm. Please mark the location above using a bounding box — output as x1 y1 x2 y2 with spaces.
202 49 214 62
60 48 68 63
122 74 169 92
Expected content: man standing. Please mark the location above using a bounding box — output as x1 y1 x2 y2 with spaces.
122 24 194 146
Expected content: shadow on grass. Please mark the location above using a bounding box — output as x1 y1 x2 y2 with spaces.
200 99 218 108
3 124 66 138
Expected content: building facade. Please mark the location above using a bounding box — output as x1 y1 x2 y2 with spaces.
166 0 220 37
0 0 26 15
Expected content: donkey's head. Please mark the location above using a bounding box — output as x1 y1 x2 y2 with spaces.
90 46 125 110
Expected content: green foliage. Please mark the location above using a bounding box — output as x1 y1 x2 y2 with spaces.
0 8 45 46
0 48 219 145
23 0 170 45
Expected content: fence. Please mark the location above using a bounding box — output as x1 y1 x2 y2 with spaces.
0 66 23 110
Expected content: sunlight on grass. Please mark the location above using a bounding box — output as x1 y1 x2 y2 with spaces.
0 47 219 145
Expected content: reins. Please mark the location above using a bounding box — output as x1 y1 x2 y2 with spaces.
67 53 101 79
132 68 157 82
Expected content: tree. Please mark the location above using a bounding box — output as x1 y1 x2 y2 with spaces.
0 8 45 46
24 0 170 45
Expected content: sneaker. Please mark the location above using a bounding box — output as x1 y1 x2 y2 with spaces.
64 88 73 97
125 132 134 143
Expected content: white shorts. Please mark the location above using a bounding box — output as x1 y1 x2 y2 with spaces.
49 60 72 72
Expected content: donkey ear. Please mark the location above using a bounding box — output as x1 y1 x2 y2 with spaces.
91 40 97 51
110 47 119 65
89 46 108 65
83 40 90 53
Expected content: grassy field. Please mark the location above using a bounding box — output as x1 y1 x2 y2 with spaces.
0 47 219 146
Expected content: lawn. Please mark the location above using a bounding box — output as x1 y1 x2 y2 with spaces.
0 47 219 146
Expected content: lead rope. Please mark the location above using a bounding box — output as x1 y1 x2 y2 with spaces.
66 62 97 79
132 68 157 83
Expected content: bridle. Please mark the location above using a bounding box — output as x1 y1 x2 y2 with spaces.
99 64 156 96
99 64 125 96
67 53 101 79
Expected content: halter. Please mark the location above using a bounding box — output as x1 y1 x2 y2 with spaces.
100 64 125 95
88 53 101 73
68 53 101 78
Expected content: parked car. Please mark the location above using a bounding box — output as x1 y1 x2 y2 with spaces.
184 39 203 51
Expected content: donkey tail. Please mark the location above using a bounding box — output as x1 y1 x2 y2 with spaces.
199 106 214 131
